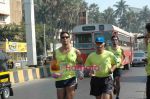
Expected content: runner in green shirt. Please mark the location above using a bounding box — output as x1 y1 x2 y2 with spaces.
109 35 125 99
51 31 83 99
85 36 117 99
144 23 150 99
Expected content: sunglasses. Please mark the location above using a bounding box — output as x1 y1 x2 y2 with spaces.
112 39 118 41
61 36 69 39
95 42 103 45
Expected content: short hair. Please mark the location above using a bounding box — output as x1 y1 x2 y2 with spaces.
60 31 70 37
111 35 119 40
145 23 150 32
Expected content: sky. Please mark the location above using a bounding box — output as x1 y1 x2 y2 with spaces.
85 0 150 12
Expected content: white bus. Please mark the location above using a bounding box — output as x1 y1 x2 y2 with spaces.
72 24 134 70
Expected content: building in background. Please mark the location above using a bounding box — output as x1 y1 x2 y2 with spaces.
10 0 22 25
0 0 10 25
0 0 22 25
78 10 88 25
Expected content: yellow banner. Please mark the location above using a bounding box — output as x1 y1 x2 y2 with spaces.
5 42 27 52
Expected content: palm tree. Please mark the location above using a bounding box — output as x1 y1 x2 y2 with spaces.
139 5 150 24
135 6 150 33
113 0 129 18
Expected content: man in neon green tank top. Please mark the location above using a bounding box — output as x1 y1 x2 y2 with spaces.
109 35 125 99
51 31 83 99
144 23 150 99
85 36 117 99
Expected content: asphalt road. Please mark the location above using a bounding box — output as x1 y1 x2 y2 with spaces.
9 67 146 99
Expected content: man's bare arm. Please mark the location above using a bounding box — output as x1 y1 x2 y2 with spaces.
76 49 83 64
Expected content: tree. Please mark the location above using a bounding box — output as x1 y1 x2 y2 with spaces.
124 10 141 32
101 7 116 24
113 0 129 18
34 0 85 53
0 24 25 42
139 6 150 23
88 3 101 24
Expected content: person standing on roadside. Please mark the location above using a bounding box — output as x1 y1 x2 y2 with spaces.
144 23 150 99
0 50 9 71
85 36 117 99
109 35 125 99
51 31 83 99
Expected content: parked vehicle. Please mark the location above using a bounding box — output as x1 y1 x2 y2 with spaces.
132 51 146 67
0 72 13 99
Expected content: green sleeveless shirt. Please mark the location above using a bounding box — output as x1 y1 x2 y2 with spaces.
146 43 150 76
54 47 77 81
109 46 123 68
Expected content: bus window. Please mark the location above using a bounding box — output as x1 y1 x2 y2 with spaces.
94 31 112 47
94 31 112 42
103 31 112 40
74 33 93 49
75 34 92 43
94 32 103 38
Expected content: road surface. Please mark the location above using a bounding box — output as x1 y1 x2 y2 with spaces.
10 67 146 99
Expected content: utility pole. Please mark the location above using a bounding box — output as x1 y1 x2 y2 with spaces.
43 24 47 57
24 0 37 66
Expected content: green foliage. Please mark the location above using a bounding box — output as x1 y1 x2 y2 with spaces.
0 0 147 57
88 3 101 23
101 7 116 24
34 0 85 53
0 24 25 42
33 0 150 54
113 0 129 18
1 0 150 46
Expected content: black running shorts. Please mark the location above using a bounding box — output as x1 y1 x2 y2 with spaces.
113 68 122 78
90 76 113 96
55 77 77 89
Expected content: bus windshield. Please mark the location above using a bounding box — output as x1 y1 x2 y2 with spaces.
74 33 93 49
94 31 112 46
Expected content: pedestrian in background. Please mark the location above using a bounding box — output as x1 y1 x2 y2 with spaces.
0 50 9 71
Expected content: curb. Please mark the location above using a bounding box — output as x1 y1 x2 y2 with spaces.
8 66 51 84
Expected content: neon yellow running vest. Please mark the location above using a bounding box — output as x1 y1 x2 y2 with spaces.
109 46 123 68
54 47 77 81
146 43 150 76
